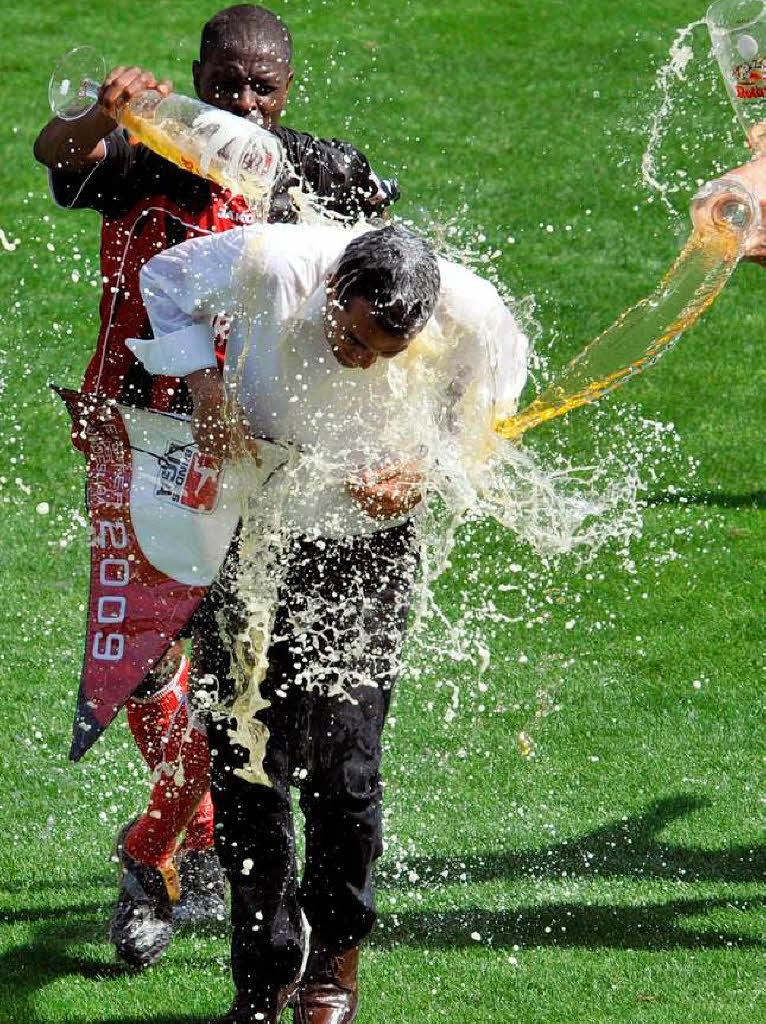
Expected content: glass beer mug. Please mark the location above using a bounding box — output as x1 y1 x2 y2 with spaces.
707 0 766 153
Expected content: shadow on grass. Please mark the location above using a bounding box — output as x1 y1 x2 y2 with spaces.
0 917 218 1022
0 901 107 924
1 794 761 1019
372 895 764 951
645 489 765 510
0 872 113 895
378 794 765 889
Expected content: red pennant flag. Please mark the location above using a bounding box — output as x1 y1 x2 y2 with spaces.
56 389 241 760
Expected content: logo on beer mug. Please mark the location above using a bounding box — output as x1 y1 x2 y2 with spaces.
734 55 766 97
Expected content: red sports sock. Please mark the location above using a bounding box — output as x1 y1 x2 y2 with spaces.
123 697 211 868
126 649 188 770
183 790 215 851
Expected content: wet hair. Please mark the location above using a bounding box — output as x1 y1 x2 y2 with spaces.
333 225 441 339
200 4 293 66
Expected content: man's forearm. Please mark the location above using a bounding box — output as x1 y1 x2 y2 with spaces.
34 66 172 171
186 368 229 460
33 109 115 171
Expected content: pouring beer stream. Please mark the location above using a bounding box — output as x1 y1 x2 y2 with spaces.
496 0 766 441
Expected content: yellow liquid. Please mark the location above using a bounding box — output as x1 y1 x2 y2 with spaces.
122 109 203 175
495 223 743 441
121 106 273 209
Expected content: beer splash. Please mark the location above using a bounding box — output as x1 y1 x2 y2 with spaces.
494 181 757 442
193 174 763 784
47 45 762 782
641 19 706 211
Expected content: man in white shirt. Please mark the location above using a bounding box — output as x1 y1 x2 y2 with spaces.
129 221 528 1024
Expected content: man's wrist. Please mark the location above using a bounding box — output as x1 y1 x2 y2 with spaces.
89 107 119 137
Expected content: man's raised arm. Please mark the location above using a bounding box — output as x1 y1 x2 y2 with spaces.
34 66 171 171
127 226 255 458
128 227 252 376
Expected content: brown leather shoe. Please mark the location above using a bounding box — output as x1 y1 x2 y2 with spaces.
293 945 360 1024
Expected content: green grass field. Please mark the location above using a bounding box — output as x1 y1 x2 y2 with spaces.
0 1 763 1021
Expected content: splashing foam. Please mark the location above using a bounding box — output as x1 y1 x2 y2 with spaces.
642 20 705 210
201 224 656 781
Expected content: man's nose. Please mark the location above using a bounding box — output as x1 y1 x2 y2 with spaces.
357 351 377 369
232 85 260 117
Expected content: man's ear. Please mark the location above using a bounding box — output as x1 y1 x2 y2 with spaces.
192 60 202 98
283 68 295 106
324 275 342 315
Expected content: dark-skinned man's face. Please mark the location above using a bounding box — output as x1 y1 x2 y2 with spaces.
193 37 294 128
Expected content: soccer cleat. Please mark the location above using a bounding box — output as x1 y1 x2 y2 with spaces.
110 849 179 969
173 847 227 925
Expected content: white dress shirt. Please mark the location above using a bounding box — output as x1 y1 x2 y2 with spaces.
128 222 528 538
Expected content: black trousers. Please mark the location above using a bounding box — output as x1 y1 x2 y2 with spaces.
193 521 418 1002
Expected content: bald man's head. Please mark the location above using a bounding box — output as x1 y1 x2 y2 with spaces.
200 4 292 65
193 4 294 127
